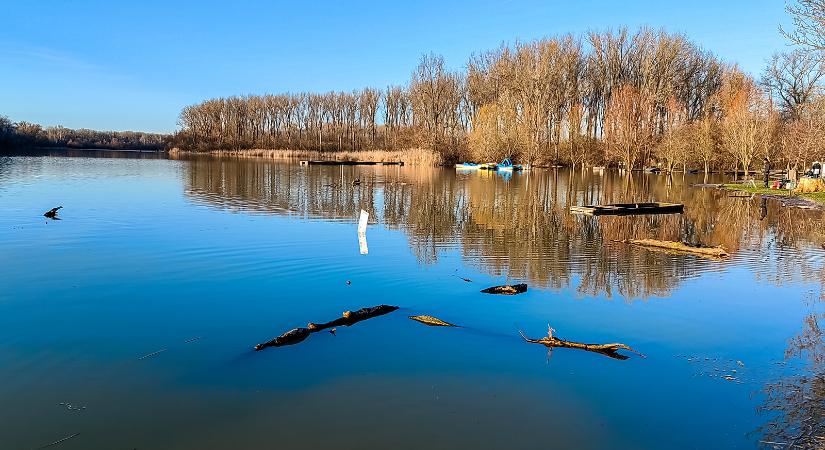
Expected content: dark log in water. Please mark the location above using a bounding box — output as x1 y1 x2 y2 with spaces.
255 305 398 351
44 206 63 219
520 328 644 360
409 315 459 327
255 327 311 349
481 283 527 295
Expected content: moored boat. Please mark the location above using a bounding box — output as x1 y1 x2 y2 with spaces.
570 202 684 216
496 158 525 171
455 162 480 170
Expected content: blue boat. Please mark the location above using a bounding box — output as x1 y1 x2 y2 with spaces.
496 158 525 172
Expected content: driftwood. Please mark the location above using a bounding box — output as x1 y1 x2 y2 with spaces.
520 327 644 360
623 239 729 258
44 206 62 219
255 305 398 351
409 315 459 327
481 283 528 295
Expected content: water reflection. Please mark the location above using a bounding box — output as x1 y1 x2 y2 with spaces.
758 292 825 449
182 156 825 300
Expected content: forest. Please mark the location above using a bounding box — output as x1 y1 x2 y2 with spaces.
0 116 168 152
173 2 824 172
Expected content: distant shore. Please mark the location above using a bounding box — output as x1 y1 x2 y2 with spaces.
169 147 443 166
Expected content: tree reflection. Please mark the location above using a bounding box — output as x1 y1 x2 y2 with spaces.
758 300 825 449
182 157 825 300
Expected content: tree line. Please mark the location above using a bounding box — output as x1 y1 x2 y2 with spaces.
173 15 823 172
0 116 168 152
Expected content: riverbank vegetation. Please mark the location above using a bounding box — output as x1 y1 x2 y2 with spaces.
723 183 825 207
0 116 168 152
173 1 824 171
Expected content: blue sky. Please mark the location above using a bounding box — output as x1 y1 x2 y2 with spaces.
0 0 794 133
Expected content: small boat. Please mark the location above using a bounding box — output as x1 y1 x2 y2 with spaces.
455 162 480 170
478 162 499 171
570 202 684 216
496 158 525 172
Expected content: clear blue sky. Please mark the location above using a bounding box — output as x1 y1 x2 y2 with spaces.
0 0 794 133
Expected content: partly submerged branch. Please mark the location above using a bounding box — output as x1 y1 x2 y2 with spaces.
519 327 645 360
255 305 398 351
622 239 729 259
409 315 460 327
481 283 528 295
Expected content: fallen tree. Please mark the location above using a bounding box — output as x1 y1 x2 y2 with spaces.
622 239 729 258
520 326 644 360
255 305 399 350
481 283 528 295
409 315 459 327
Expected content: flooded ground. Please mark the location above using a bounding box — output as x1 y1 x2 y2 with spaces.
1 153 824 449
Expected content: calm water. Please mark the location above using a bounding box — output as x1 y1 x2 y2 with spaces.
1 154 824 449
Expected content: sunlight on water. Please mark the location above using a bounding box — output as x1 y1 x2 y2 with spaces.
0 154 823 449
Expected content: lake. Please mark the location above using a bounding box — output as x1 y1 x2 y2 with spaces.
1 153 824 449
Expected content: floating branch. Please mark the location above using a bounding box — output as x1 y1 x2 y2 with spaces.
44 206 63 219
34 432 80 449
622 239 729 258
409 315 459 327
255 305 398 351
520 327 644 360
481 283 527 295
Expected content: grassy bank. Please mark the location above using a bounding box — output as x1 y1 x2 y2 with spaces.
723 184 825 207
169 147 443 166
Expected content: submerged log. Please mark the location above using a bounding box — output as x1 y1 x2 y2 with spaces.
307 305 399 331
520 327 644 360
44 206 63 219
254 327 311 350
409 315 459 327
623 239 729 258
255 305 398 351
481 283 527 295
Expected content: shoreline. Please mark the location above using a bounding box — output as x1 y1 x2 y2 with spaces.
715 183 825 209
169 147 443 166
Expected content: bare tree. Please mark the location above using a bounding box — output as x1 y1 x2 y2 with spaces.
781 0 825 51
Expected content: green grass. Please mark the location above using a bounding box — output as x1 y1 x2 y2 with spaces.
723 184 825 206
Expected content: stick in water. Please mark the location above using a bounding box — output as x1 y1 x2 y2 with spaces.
33 432 80 449
137 348 167 360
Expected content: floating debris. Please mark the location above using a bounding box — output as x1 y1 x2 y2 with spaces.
520 326 644 360
33 432 80 449
255 305 399 351
346 280 351 285
622 239 729 258
481 283 527 295
329 328 337 335
137 348 167 360
58 402 86 411
43 206 63 219
453 274 473 283
183 336 201 344
409 315 459 327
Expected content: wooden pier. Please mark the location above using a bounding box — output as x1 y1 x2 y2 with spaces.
299 160 404 166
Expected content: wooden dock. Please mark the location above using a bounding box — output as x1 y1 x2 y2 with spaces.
299 160 404 166
570 202 684 216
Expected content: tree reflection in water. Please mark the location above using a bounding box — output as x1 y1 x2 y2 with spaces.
182 156 825 300
181 156 825 446
757 290 825 450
